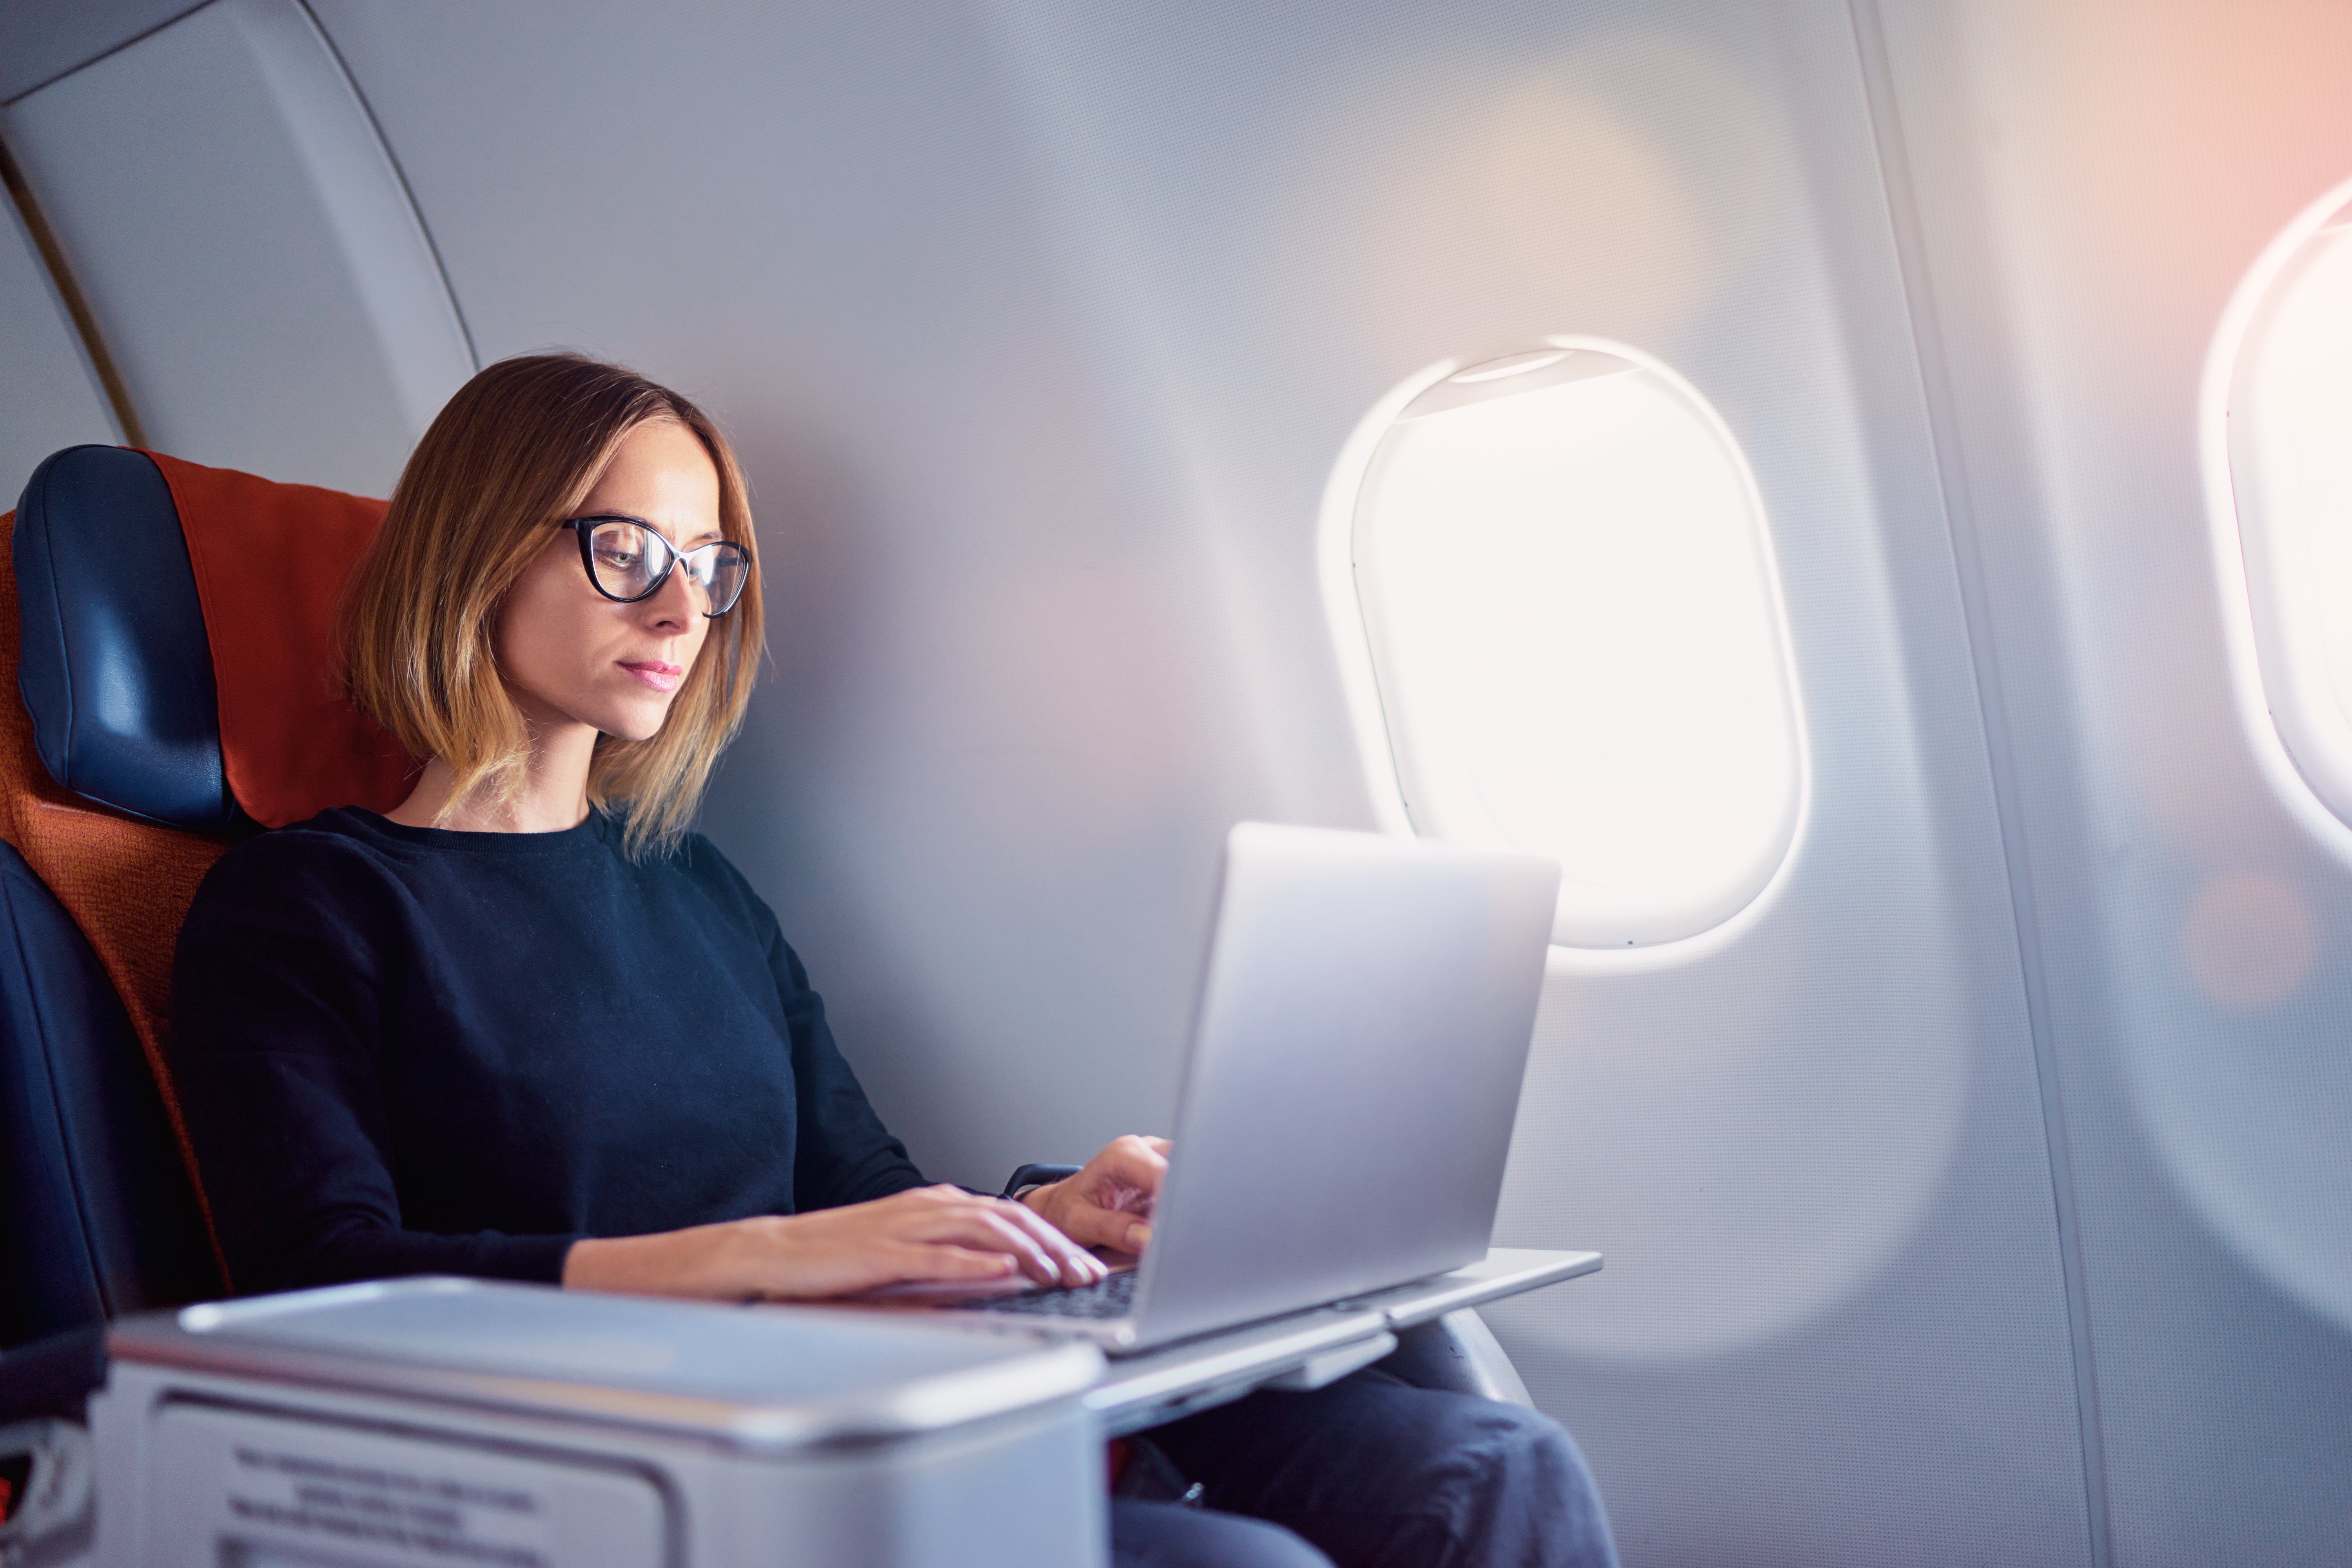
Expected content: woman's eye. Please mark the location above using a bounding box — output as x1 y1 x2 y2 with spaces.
596 548 642 570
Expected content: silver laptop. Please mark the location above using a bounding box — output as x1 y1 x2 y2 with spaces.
888 820 1559 1354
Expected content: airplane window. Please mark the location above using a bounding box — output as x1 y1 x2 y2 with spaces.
2210 181 2352 840
1324 338 1806 949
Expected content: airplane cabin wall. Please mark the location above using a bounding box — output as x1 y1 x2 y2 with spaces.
1 0 475 497
0 178 119 495
1867 2 2352 1563
0 4 2345 1566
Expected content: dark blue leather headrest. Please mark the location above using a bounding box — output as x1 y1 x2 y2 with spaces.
13 446 237 832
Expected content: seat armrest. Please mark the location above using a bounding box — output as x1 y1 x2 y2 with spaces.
1377 1308 1533 1407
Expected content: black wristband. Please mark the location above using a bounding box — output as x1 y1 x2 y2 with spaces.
1002 1162 1083 1200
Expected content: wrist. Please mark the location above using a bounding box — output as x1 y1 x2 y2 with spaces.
564 1216 783 1297
561 1234 629 1290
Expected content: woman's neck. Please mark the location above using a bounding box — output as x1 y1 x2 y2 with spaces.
387 718 598 833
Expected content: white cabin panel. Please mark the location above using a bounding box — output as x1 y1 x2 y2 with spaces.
0 0 213 103
1870 1 2352 1563
0 185 119 502
1 0 473 496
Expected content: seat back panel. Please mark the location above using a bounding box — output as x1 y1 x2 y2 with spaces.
0 840 218 1345
0 508 229 1305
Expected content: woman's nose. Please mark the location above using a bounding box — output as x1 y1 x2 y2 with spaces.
642 566 702 628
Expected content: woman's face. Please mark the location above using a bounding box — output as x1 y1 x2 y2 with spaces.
495 418 723 744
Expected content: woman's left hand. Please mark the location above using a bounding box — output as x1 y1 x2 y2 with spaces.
1019 1134 1169 1254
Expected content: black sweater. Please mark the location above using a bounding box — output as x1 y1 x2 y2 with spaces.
168 808 927 1294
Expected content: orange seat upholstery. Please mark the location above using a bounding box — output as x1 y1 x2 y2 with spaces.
152 452 412 830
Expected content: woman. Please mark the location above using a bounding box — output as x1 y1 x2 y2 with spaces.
171 353 1615 1568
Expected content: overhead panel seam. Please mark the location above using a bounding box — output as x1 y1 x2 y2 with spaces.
297 0 480 374
1843 4 2114 1566
0 1 214 108
0 134 146 448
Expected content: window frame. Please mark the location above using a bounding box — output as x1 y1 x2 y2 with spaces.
2202 172 2352 862
1317 334 1811 966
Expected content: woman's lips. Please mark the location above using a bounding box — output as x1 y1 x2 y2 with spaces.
620 660 683 693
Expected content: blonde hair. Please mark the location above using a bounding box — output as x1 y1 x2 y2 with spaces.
343 353 762 857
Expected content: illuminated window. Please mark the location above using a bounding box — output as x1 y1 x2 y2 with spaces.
1322 339 1806 949
2209 179 2352 841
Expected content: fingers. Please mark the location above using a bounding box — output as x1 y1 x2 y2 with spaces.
967 1196 1104 1287
1038 1181 1155 1253
898 1186 1105 1287
739 1190 1116 1301
917 1198 1057 1285
1029 1134 1171 1255
990 1195 1107 1286
1091 1135 1170 1194
1054 1202 1155 1255
896 1243 1027 1281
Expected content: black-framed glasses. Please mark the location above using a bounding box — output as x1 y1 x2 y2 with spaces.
560 515 753 618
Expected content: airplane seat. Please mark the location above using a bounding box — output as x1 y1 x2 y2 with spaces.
0 444 408 1358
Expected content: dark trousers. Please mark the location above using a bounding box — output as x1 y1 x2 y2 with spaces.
1109 1369 1618 1568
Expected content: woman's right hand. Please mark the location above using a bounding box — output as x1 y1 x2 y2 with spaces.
559 1183 1108 1300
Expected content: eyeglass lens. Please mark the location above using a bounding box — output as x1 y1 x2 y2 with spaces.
585 520 750 615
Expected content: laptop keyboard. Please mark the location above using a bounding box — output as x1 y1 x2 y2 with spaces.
956 1269 1140 1319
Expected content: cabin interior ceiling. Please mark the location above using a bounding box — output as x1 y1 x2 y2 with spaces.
0 2 2347 1566
0 0 207 103
1 0 475 497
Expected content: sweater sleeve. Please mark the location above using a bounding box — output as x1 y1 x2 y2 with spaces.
169 839 579 1293
761 930 929 1211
